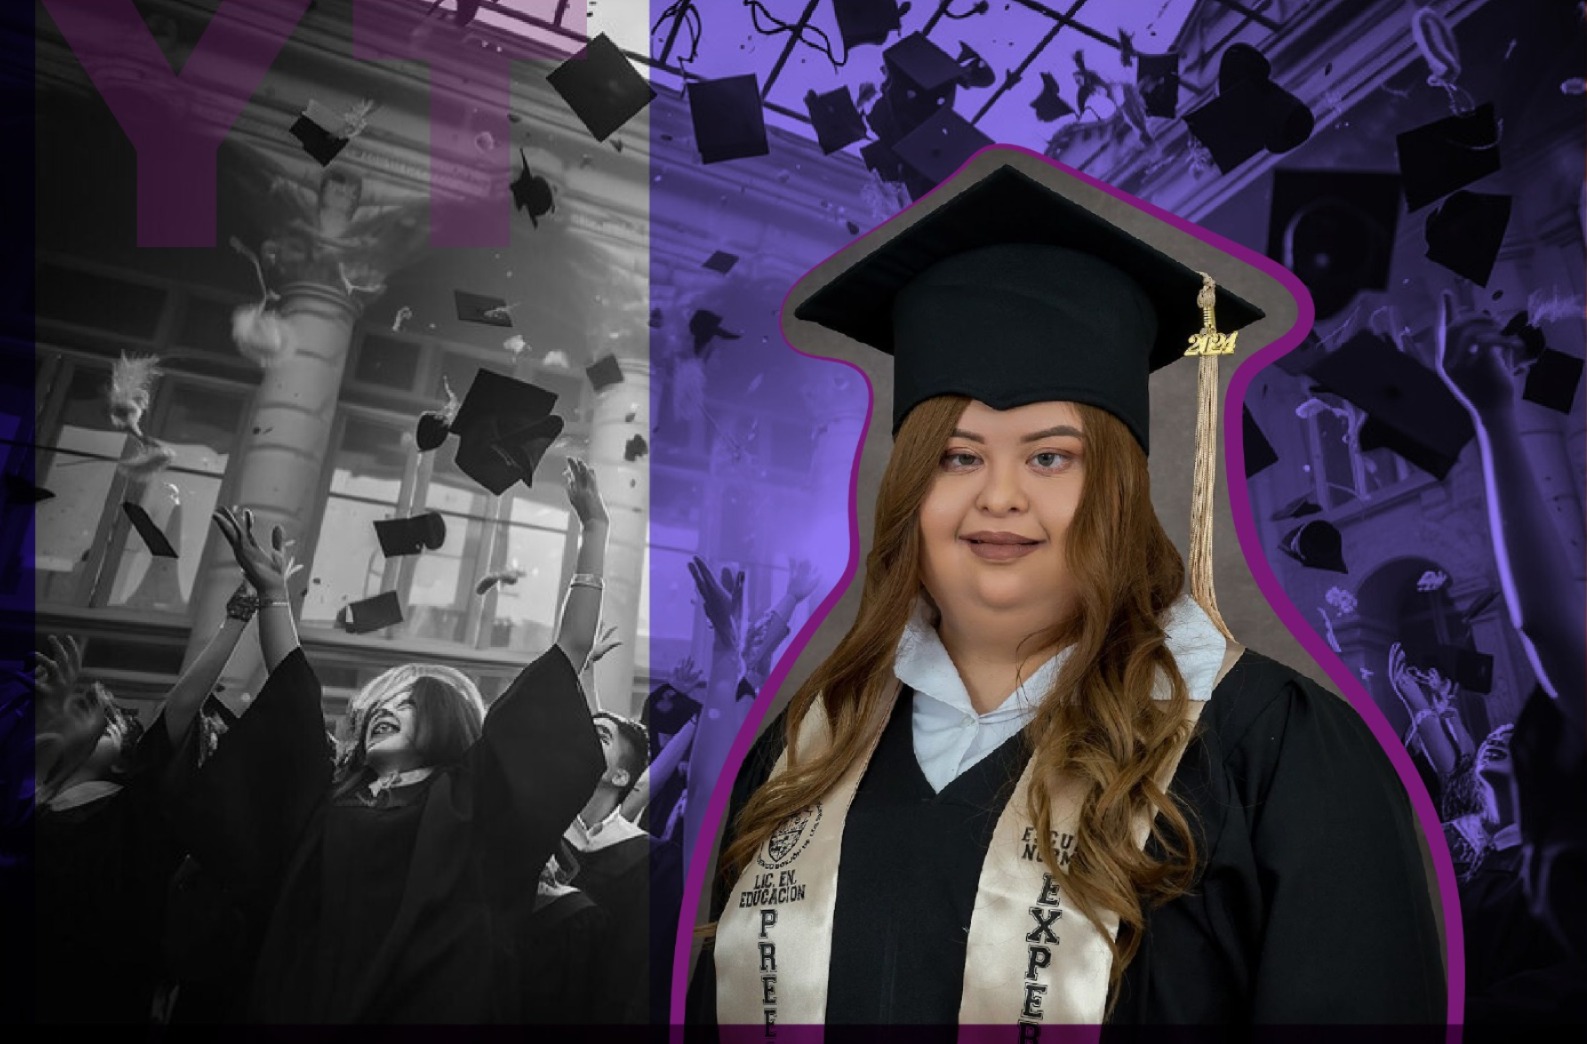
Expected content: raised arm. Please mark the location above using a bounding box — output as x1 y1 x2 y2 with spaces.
1436 294 1587 730
683 557 750 858
578 624 622 714
624 717 697 823
1387 642 1469 779
160 582 253 746
553 459 609 672
212 507 302 675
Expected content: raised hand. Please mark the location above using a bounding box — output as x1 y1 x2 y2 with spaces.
1388 642 1453 712
32 634 84 706
787 557 822 604
689 556 744 651
589 624 623 665
1435 290 1526 417
212 507 300 600
563 457 610 529
669 655 705 696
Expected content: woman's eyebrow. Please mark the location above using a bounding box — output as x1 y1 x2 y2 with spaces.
948 426 1084 443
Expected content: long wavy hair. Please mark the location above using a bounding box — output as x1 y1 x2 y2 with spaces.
331 663 485 800
714 395 1202 1015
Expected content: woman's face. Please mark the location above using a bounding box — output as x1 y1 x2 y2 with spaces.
364 692 422 774
918 399 1086 627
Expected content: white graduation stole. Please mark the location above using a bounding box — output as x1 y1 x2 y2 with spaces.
716 656 1230 1039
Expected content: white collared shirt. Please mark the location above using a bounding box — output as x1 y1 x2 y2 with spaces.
898 595 1230 793
565 804 649 853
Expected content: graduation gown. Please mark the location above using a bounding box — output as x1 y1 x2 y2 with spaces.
34 723 180 1024
169 646 603 1024
688 650 1446 1029
570 828 651 1023
518 886 611 1023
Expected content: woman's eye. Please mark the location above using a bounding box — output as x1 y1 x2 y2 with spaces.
941 451 980 470
1031 451 1071 470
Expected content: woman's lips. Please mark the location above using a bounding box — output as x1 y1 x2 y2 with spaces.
961 535 1042 561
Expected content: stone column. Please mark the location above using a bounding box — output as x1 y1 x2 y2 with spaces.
586 356 650 720
183 282 361 709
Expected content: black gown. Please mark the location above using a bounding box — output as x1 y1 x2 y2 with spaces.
572 832 651 1023
688 650 1447 1032
168 646 604 1024
518 887 610 1023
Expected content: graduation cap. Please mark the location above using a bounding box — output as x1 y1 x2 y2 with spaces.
453 0 481 27
1424 191 1511 286
454 291 513 328
1278 519 1347 573
624 434 649 462
122 502 178 558
290 99 350 167
1523 348 1584 413
891 107 994 197
1243 404 1279 479
3 473 54 505
861 139 908 183
1406 641 1495 695
339 591 403 635
1136 52 1180 119
882 33 964 128
373 511 447 557
511 151 555 227
956 43 996 90
586 354 624 392
1269 493 1322 520
1183 44 1313 173
804 87 869 155
546 33 657 143
688 76 770 164
791 154 1267 448
1031 72 1075 123
703 250 740 275
415 411 451 452
450 369 565 495
1395 104 1501 211
832 0 901 50
689 309 742 357
1306 331 1475 480
1268 169 1401 321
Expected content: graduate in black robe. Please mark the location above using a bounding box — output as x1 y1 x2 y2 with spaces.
172 460 610 1024
689 650 1446 1028
518 852 612 1024
685 147 1447 1033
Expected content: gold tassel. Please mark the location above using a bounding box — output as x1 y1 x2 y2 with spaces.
1184 274 1236 640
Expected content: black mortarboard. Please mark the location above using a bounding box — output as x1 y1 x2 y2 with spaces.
882 33 963 128
1031 72 1075 123
1278 519 1347 573
624 434 649 462
450 369 565 495
1424 191 1511 286
339 591 403 635
3 473 54 504
689 309 742 357
511 151 555 227
1523 348 1584 413
688 76 770 164
1306 331 1475 480
891 107 994 196
547 33 657 143
703 250 740 275
832 0 901 50
1395 104 1501 211
1183 45 1312 173
1136 53 1180 119
861 139 907 183
1243 404 1279 478
1267 169 1401 321
791 153 1267 449
644 684 702 745
454 291 513 328
956 43 996 90
586 354 624 392
1270 493 1323 520
1406 641 1494 695
415 411 451 452
805 87 869 155
290 100 349 167
122 502 178 558
373 511 447 557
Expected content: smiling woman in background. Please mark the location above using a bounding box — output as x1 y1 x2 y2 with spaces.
689 148 1445 1033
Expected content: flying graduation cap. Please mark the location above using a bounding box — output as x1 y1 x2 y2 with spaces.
511 151 555 227
788 146 1290 637
1183 44 1314 173
290 99 352 167
688 76 770 164
122 502 178 558
339 590 404 635
450 369 565 496
373 511 447 558
547 33 657 143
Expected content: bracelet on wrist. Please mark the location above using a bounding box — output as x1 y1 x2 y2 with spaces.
226 591 261 622
570 572 605 591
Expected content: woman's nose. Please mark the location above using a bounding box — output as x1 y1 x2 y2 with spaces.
975 459 1028 514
